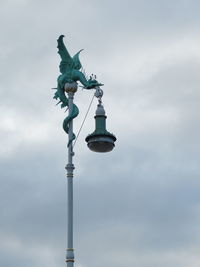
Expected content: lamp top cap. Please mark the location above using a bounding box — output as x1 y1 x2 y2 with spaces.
96 103 105 116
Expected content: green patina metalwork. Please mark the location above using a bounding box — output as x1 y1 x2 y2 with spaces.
53 35 103 145
85 105 117 141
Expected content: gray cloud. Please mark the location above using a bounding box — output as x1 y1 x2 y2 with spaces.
0 0 200 267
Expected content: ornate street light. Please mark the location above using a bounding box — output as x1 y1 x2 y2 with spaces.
53 35 116 267
85 88 116 152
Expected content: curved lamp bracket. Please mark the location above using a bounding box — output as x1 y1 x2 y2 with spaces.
94 86 104 104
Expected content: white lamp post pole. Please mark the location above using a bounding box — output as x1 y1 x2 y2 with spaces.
65 90 76 267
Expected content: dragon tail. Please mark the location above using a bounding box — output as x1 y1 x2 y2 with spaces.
63 103 79 147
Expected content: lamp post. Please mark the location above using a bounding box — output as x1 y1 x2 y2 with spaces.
65 85 77 266
53 35 116 266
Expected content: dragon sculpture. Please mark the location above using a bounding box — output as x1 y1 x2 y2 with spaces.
54 35 103 146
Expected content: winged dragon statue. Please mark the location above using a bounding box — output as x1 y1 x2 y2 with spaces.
53 35 103 146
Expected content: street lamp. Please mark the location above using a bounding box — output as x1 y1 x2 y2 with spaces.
53 35 116 266
85 89 116 152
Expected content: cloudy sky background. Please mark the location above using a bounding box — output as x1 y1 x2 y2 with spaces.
1 0 200 266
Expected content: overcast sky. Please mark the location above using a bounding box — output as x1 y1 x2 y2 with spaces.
1 0 200 267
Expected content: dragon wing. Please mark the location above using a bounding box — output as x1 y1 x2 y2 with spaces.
72 49 83 70
57 35 74 74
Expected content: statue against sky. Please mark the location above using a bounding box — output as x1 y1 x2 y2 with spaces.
53 35 103 145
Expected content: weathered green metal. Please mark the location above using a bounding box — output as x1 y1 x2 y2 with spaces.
53 35 103 146
85 102 116 152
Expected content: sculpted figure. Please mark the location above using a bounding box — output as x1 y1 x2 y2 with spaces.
53 35 103 145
